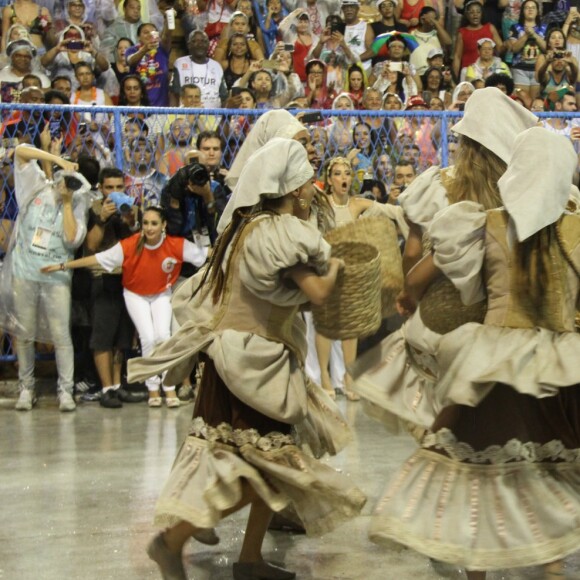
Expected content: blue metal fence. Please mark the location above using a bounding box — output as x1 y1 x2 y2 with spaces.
0 104 577 362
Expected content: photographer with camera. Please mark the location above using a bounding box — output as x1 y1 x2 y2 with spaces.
536 28 579 98
81 167 146 408
1 132 92 413
161 130 229 250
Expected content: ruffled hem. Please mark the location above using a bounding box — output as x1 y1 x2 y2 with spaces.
351 317 441 431
154 428 366 537
294 380 353 457
436 323 580 410
369 449 580 570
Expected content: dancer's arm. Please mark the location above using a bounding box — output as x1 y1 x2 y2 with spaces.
287 257 344 306
405 252 441 303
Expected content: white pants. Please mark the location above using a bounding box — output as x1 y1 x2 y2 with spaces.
304 312 345 390
123 288 174 392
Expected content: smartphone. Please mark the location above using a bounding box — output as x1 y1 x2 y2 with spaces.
330 21 346 35
49 119 61 139
283 43 295 53
78 122 88 135
66 40 84 50
231 86 244 96
301 111 324 123
422 90 432 105
389 61 403 73
261 59 278 69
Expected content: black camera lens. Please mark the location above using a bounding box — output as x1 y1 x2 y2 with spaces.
118 203 131 214
186 162 210 186
64 175 83 191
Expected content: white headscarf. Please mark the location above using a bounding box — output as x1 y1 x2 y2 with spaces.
220 110 307 232
220 138 314 227
499 127 577 241
451 87 538 164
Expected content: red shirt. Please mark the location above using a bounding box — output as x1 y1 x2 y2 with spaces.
120 234 186 295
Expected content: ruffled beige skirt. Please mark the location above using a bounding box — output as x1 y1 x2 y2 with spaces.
154 359 366 536
370 448 580 570
370 383 580 570
351 308 441 433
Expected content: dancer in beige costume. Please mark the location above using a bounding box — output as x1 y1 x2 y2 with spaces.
351 88 539 432
129 139 366 580
371 128 580 579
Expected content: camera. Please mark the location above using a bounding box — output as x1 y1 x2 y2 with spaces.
184 161 210 187
108 191 135 214
554 51 566 59
64 175 84 191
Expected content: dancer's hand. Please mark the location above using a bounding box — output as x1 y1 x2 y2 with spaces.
396 289 416 316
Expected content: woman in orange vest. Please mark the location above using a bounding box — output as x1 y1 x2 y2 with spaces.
41 206 208 408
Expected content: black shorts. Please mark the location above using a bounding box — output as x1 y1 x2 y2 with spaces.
89 275 135 351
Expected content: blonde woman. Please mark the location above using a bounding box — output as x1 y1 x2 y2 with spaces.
315 156 408 401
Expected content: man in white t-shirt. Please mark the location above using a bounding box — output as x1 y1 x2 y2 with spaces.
170 30 227 108
341 0 371 71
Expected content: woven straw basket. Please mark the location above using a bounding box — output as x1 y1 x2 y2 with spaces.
420 278 486 335
324 215 404 317
312 241 382 340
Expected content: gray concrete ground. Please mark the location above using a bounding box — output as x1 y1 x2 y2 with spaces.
0 384 578 580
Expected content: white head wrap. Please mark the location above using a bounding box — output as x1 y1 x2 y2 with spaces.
59 24 86 44
219 138 313 228
452 87 539 163
220 111 307 232
499 127 576 241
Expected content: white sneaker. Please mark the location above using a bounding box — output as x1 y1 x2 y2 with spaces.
15 389 36 411
59 391 76 412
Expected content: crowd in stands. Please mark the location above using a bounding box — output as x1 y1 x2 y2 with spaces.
2 0 580 181
2 0 580 395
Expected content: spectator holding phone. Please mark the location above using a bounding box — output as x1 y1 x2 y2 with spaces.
44 88 75 151
220 32 256 90
310 14 357 92
535 27 579 96
41 25 110 90
563 7 580 66
506 0 546 99
126 21 171 107
278 8 319 82
269 43 304 103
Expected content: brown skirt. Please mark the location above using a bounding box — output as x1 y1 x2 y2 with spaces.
193 355 291 437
